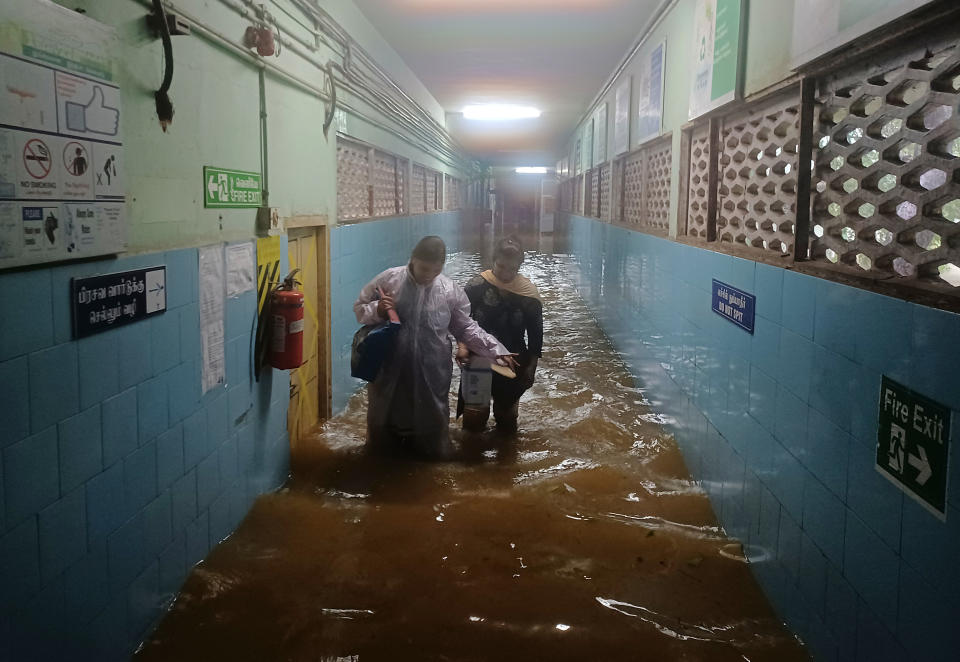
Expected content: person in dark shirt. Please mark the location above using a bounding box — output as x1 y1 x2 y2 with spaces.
457 237 543 432
354 236 511 458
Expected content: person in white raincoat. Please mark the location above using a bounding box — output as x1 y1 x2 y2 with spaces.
354 236 513 458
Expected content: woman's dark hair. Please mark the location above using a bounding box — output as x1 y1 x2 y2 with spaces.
494 236 524 264
411 235 446 264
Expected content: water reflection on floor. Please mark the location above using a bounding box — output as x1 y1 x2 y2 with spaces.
137 232 809 662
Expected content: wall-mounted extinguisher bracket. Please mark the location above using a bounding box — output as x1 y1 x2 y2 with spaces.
268 269 305 370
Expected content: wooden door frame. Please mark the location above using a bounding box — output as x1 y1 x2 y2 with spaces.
316 225 332 421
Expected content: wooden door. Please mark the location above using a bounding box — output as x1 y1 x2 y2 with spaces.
286 227 332 450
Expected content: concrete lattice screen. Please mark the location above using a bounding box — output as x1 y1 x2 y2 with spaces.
589 168 600 218
425 168 438 212
561 21 960 297
338 136 458 222
717 93 803 255
559 177 573 215
337 138 371 221
444 175 463 210
813 40 960 286
610 159 624 224
623 150 644 226
574 174 583 215
643 136 673 233
411 164 426 214
673 28 960 295
687 124 712 239
372 150 405 218
397 158 408 215
599 163 611 221
575 136 673 234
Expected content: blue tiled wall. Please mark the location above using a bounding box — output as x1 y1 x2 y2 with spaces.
562 214 960 662
329 212 462 414
0 243 290 660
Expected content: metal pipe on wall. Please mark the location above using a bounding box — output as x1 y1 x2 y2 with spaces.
248 0 471 170
259 67 270 205
280 0 471 167
139 0 471 171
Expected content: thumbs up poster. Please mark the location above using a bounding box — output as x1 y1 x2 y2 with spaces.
0 0 126 268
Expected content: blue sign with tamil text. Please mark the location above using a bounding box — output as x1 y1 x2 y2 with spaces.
712 279 755 334
71 267 167 339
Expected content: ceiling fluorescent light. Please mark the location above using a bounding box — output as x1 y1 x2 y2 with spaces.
463 105 541 121
516 167 548 174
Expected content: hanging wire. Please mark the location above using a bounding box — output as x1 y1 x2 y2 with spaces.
151 0 175 131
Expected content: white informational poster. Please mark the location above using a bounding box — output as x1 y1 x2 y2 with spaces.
637 40 666 145
592 103 607 166
583 120 594 171
614 77 632 156
199 245 226 393
688 0 743 120
791 0 936 67
573 138 582 176
0 0 126 269
226 241 255 298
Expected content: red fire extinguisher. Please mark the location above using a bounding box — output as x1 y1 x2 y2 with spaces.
269 269 303 370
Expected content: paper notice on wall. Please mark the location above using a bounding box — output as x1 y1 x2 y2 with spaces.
614 77 631 156
0 0 126 270
0 202 19 258
199 245 226 393
226 241 255 297
688 0 743 120
637 40 666 145
592 103 607 165
582 119 594 171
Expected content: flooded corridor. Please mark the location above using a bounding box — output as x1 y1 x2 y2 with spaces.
137 238 809 662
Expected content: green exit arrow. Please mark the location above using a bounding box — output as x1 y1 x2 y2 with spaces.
207 174 220 200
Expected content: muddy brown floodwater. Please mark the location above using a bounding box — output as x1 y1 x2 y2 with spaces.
137 235 810 662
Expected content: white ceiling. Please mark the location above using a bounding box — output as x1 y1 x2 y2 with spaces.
352 0 665 167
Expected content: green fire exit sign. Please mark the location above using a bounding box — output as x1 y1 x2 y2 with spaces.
876 376 952 519
203 166 262 208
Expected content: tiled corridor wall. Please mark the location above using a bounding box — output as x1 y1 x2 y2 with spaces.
329 212 462 414
0 244 290 660
562 214 960 662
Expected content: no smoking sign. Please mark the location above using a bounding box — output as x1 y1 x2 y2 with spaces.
23 138 52 179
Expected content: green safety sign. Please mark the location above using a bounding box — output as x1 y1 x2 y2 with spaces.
876 376 952 519
203 166 262 208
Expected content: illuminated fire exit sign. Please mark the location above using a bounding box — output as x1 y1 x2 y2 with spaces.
876 376 952 520
203 166 262 208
